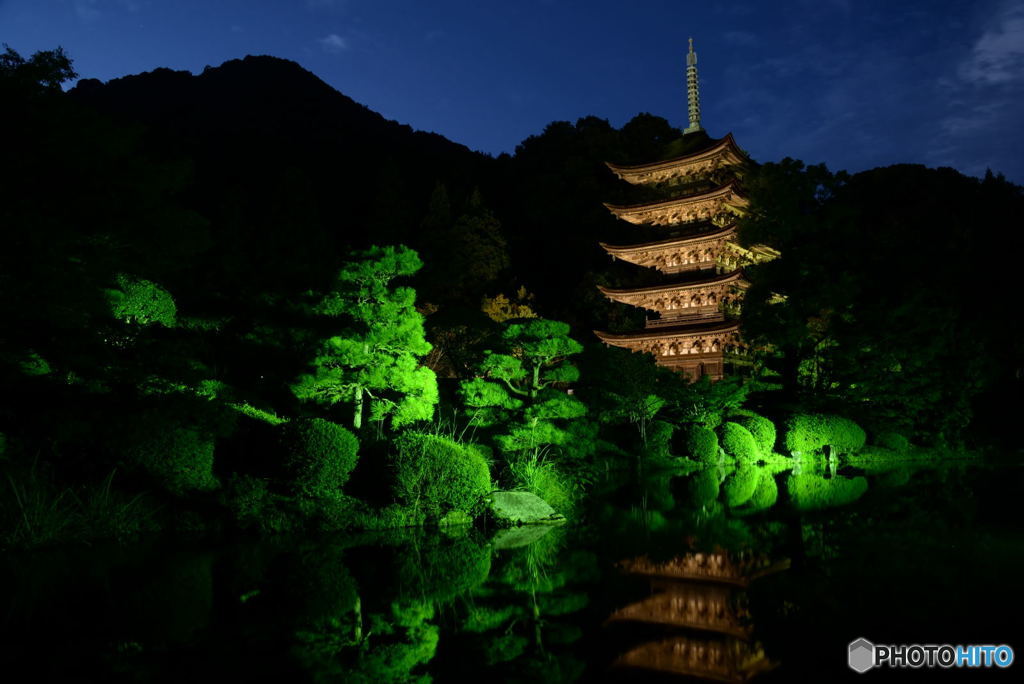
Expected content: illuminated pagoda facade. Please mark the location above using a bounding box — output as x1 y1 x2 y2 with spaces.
594 39 777 381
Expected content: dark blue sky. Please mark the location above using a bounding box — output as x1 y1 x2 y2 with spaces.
4 0 1023 181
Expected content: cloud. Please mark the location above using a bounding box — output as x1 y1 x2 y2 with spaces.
307 0 346 9
958 2 1024 85
722 30 757 47
68 0 143 23
318 33 349 53
72 0 101 22
928 2 1024 180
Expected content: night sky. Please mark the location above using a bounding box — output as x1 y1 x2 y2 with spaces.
4 0 1023 182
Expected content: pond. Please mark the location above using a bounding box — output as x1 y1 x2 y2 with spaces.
3 455 1023 682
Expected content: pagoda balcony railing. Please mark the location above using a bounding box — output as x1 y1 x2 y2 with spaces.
645 312 725 328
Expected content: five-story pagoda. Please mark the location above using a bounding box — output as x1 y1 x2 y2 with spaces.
594 39 776 381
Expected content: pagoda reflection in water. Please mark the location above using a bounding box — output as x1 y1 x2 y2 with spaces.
607 548 788 682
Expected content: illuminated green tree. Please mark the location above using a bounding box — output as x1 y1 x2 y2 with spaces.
460 318 586 456
292 245 438 430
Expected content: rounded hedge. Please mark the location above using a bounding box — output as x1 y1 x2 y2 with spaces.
723 467 760 507
679 425 719 464
128 422 218 496
783 414 867 455
718 422 761 463
730 412 777 456
283 418 360 499
392 432 492 518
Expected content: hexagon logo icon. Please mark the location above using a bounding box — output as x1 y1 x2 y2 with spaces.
848 638 875 673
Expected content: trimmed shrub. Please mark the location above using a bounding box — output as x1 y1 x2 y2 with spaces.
783 414 867 455
648 420 675 449
283 418 359 499
106 273 177 327
392 432 492 518
128 423 218 496
718 422 761 462
679 424 719 464
723 467 760 507
786 473 868 511
876 431 910 454
730 412 777 456
687 469 720 506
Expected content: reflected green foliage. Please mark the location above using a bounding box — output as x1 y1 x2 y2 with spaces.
723 467 760 507
783 413 866 455
283 418 360 499
687 468 721 507
391 432 492 520
286 546 359 632
462 604 521 633
483 633 529 665
718 421 761 463
877 468 912 488
746 469 780 511
292 245 438 431
786 473 868 511
398 536 491 604
355 621 439 683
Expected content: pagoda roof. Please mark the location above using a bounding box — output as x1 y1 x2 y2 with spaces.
600 223 736 256
594 320 740 345
604 180 748 226
606 133 748 186
598 269 745 299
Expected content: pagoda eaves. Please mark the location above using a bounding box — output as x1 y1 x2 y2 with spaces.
606 133 749 186
594 322 743 380
597 269 746 317
599 224 737 274
604 180 748 227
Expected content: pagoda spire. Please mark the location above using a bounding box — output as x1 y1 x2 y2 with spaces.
684 37 703 134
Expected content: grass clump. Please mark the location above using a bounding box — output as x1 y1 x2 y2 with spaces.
506 452 580 516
